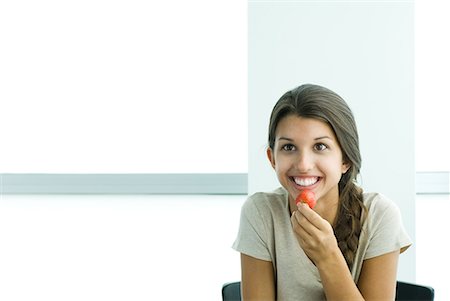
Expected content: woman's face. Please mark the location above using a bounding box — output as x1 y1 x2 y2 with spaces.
267 115 349 210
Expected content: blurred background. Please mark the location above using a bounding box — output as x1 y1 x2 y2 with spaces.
0 0 448 300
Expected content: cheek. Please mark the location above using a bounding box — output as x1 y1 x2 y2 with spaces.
320 158 345 178
274 161 289 175
273 153 291 171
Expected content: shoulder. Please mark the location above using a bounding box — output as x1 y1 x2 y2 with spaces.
247 187 287 203
363 192 400 215
358 192 412 259
362 192 405 231
242 187 288 217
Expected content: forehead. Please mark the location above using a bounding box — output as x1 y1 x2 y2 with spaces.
275 115 336 139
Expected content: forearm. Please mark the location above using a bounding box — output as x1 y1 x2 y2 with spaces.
316 249 364 301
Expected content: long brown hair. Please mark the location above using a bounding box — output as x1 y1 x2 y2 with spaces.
268 84 366 269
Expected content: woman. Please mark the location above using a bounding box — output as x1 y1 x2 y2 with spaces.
233 84 411 300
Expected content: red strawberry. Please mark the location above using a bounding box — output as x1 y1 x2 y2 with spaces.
295 190 316 209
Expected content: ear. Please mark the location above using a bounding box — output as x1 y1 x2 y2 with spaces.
342 161 351 174
267 148 276 169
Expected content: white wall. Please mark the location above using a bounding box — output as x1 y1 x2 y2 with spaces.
0 194 245 301
248 1 415 281
0 0 247 174
415 0 450 172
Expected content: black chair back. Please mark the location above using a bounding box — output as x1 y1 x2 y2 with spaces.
396 281 434 301
222 282 241 301
222 281 434 301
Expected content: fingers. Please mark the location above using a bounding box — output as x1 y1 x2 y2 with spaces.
296 203 331 232
291 211 311 246
297 203 320 224
292 203 333 239
292 210 315 239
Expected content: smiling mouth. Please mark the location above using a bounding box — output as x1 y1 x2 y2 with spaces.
291 176 320 187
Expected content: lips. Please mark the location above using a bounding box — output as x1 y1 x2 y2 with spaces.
292 176 320 187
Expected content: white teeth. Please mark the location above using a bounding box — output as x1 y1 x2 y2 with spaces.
293 177 319 186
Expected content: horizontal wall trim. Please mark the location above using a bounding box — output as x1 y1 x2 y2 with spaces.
415 172 450 194
1 172 448 195
1 173 248 195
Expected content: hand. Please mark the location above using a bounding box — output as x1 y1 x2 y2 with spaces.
290 203 339 265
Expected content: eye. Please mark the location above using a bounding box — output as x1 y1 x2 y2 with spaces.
314 143 328 151
281 144 296 152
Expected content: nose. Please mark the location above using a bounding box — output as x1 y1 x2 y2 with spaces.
296 150 314 172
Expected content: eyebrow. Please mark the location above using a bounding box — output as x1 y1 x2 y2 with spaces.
315 136 333 141
277 137 294 141
277 136 333 141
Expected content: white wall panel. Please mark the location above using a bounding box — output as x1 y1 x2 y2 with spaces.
249 1 415 281
0 0 247 174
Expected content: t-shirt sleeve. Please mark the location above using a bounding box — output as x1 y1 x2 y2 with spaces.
364 195 412 259
232 195 272 261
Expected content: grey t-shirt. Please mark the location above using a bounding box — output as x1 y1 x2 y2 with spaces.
232 187 412 301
